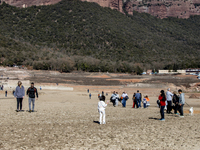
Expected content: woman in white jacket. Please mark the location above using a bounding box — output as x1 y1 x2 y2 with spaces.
98 94 108 124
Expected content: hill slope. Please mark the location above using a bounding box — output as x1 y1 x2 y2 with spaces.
0 0 200 73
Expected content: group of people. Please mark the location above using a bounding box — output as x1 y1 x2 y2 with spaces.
110 91 129 107
14 81 39 112
158 88 185 121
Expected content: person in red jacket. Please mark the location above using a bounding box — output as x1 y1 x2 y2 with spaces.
158 90 166 121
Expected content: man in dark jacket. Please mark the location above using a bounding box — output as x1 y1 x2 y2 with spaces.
27 82 38 112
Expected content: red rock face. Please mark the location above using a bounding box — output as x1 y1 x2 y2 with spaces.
1 0 200 19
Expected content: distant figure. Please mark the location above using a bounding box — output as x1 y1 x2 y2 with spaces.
56 83 58 86
5 90 7 97
158 90 166 121
106 93 108 96
89 93 91 99
102 91 104 95
143 96 147 108
132 93 136 108
135 90 142 108
87 89 89 93
146 95 150 107
27 82 38 112
14 81 25 112
40 86 42 90
98 94 108 124
121 91 128 107
172 91 179 114
166 88 173 114
115 92 119 106
178 89 185 118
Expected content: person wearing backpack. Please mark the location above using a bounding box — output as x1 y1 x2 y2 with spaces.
172 91 179 114
27 82 38 112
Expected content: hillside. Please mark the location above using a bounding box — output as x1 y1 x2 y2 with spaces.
0 0 200 73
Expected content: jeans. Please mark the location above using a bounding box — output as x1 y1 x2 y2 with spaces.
122 98 126 107
167 101 172 113
17 98 23 110
138 100 141 108
143 103 146 108
99 109 105 124
178 104 184 116
160 106 165 119
136 99 139 108
29 98 35 111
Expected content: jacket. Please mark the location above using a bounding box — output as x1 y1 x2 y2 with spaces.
159 95 166 106
27 87 38 98
14 86 25 98
179 93 185 105
98 101 107 111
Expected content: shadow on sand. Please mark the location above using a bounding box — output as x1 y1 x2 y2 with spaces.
149 117 160 120
93 121 100 124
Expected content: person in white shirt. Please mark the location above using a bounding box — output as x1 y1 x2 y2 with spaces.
98 94 108 124
115 92 119 106
121 91 128 107
166 88 173 114
111 91 116 107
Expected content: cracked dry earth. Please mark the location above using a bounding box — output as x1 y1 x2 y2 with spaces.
0 90 200 150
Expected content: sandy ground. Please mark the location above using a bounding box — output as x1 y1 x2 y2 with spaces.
0 89 200 150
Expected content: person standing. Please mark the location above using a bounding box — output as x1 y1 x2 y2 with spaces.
143 96 147 108
87 89 89 93
132 93 136 108
111 91 116 107
135 90 142 108
178 89 185 117
172 91 179 114
89 93 92 99
5 90 7 97
14 81 25 112
166 88 173 114
121 91 128 107
27 82 38 112
115 92 119 107
98 95 108 124
158 90 166 121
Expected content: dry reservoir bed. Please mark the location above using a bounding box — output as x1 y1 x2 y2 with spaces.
0 90 200 150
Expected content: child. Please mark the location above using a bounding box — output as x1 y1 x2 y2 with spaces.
143 96 147 108
146 95 150 107
98 94 108 124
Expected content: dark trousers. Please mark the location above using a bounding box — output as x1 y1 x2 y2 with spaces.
174 104 179 113
160 106 165 119
167 101 172 113
122 98 126 107
178 104 184 116
143 103 146 108
17 98 23 110
136 99 140 108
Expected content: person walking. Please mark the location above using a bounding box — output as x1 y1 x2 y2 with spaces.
166 88 173 114
121 91 128 107
135 90 142 108
111 91 116 107
98 94 108 124
115 92 119 107
172 91 179 114
27 82 38 112
89 93 92 99
158 90 166 121
178 89 185 117
132 93 136 108
5 90 7 97
14 81 25 112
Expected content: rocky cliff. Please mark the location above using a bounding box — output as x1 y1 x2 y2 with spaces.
1 0 200 18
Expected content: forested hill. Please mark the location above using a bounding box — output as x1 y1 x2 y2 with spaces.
0 0 200 73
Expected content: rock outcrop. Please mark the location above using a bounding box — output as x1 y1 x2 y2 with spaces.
1 0 200 18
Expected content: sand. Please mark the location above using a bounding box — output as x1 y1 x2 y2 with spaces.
0 89 200 150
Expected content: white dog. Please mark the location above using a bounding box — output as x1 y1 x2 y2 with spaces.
189 107 193 115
